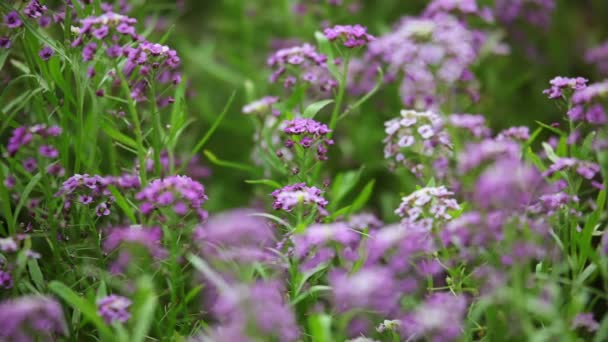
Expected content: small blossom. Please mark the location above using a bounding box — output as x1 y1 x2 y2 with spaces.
135 175 208 219
24 0 48 19
395 186 460 228
38 46 54 61
572 313 599 332
543 76 588 99
5 11 22 29
324 24 375 48
271 183 329 216
0 296 67 340
0 36 11 49
282 118 333 160
97 295 132 324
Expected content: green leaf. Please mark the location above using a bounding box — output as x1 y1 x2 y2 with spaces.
49 281 113 338
108 186 137 223
27 259 45 291
12 173 42 228
541 142 560 163
303 99 334 119
204 150 257 174
101 121 138 149
308 314 333 342
348 179 375 214
131 276 158 342
245 179 282 188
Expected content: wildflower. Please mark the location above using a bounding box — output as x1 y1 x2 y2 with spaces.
210 281 299 341
572 313 599 332
496 126 530 141
400 292 467 341
271 183 329 216
473 158 545 210
543 158 601 180
292 222 360 270
383 109 451 175
494 0 555 28
567 80 608 124
39 145 58 158
56 174 115 216
448 114 491 138
5 11 22 29
0 270 12 289
395 186 460 229
424 0 493 21
24 0 48 19
0 296 67 340
103 225 166 274
543 76 588 99
362 13 477 109
194 209 275 263
135 175 208 219
323 24 375 48
586 41 608 74
282 118 333 160
97 295 132 324
267 43 337 92
457 139 520 174
330 267 401 315
0 36 10 49
242 96 279 115
38 46 54 61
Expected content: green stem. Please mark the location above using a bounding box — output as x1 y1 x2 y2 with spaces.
328 55 350 136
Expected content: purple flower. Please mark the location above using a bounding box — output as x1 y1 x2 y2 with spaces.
38 46 54 61
323 24 375 48
209 281 299 341
194 209 275 263
473 158 545 210
5 11 22 29
97 295 132 324
24 0 48 19
400 292 467 341
586 41 608 74
292 222 361 270
0 237 19 252
0 296 67 340
395 186 460 228
457 139 520 174
384 109 451 175
572 313 599 332
0 36 10 49
82 42 98 61
271 183 329 216
448 114 491 138
0 270 13 289
494 0 555 28
267 44 336 93
543 158 601 180
282 118 333 160
23 157 38 172
103 225 166 274
360 13 478 109
543 76 588 99
496 126 530 142
39 144 58 158
135 175 208 219
7 126 33 156
330 266 402 315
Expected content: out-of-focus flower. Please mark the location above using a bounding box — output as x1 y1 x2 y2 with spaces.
292 222 360 270
242 96 279 115
97 295 132 324
5 11 22 29
0 296 67 340
400 292 467 341
448 114 491 138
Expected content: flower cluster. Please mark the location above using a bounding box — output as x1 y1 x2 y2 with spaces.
282 118 333 161
102 225 166 274
567 80 608 125
97 295 132 324
323 24 375 48
543 158 602 183
448 113 491 138
0 296 67 341
543 76 588 99
586 41 608 75
267 43 337 93
135 175 208 219
383 109 451 175
292 222 360 270
494 0 556 28
395 186 460 229
271 183 329 216
400 292 467 341
360 13 478 109
194 209 276 264
56 174 115 216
